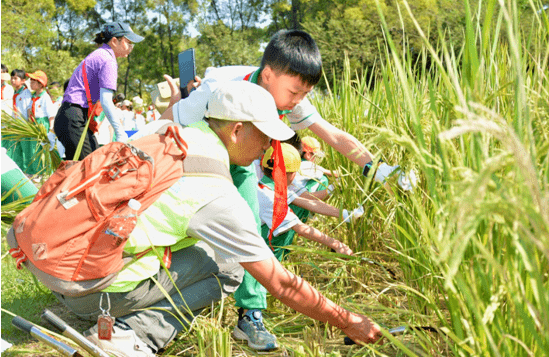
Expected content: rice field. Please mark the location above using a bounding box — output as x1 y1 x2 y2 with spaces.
2 0 548 355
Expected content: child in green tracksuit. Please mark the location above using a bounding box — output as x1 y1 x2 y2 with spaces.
25 70 57 175
233 143 354 351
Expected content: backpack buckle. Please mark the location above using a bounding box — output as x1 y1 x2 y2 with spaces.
107 167 121 180
57 191 79 209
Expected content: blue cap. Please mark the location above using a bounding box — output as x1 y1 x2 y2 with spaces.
103 22 144 43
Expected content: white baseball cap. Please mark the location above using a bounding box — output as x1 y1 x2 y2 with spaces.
205 81 294 141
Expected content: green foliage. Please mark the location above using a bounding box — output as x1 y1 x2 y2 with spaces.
197 21 265 67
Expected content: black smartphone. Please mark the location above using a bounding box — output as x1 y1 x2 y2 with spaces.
178 48 196 98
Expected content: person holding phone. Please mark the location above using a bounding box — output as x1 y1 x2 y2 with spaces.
54 22 144 160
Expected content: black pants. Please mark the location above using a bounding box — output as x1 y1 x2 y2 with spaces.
54 102 98 161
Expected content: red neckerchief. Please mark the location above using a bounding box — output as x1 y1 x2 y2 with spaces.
244 72 288 250
1 83 5 100
12 86 25 112
30 90 45 123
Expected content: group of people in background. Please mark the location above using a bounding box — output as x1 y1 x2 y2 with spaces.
1 61 160 174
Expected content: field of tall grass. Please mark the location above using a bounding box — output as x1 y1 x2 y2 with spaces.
2 0 548 355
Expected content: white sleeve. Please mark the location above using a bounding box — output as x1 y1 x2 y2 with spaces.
45 94 57 118
100 88 127 142
257 187 301 237
286 97 321 131
172 66 257 125
187 191 274 264
172 78 216 125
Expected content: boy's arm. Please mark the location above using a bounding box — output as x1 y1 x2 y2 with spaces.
241 257 379 344
292 194 339 217
308 117 373 167
292 223 353 255
299 189 329 201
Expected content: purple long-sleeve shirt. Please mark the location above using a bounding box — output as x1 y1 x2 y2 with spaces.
63 44 118 107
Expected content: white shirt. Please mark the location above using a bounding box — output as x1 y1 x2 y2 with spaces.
172 66 321 131
31 92 57 119
95 117 112 145
2 83 14 101
122 110 136 130
257 179 302 237
135 113 146 130
13 87 32 120
290 161 330 191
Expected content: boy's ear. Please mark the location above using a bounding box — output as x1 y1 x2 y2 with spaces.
261 65 274 85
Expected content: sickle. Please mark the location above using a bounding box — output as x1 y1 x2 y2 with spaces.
344 325 444 345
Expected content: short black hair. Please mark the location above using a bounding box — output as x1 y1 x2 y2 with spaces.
1 64 8 73
284 133 304 158
63 79 70 92
260 30 322 87
262 164 274 180
11 69 25 80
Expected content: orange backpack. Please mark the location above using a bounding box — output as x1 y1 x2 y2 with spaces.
7 123 230 297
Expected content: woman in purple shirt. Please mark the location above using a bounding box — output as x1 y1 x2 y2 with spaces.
54 22 143 160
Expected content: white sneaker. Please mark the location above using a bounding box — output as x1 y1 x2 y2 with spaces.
84 323 155 357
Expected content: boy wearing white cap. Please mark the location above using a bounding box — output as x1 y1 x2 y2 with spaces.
47 81 382 356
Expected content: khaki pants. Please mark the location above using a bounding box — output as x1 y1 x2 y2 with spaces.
54 240 243 351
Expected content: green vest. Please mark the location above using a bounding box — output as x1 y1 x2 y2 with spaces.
104 121 232 292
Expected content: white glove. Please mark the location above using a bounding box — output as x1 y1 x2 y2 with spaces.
47 132 57 151
398 169 417 191
375 163 417 191
326 184 335 195
342 205 365 223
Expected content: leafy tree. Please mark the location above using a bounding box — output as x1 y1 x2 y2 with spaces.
1 0 94 83
194 0 269 69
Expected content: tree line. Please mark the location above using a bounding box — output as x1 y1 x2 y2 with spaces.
1 0 542 102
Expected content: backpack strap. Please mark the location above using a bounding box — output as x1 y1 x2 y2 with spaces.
82 60 100 133
155 122 232 182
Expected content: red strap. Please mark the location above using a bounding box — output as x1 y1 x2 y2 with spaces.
268 140 288 250
82 60 99 122
242 72 287 250
163 247 172 269
9 247 27 270
12 92 18 112
82 60 92 112
165 125 188 155
30 95 40 122
134 246 172 268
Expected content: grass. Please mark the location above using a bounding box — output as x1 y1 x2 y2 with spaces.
2 0 549 355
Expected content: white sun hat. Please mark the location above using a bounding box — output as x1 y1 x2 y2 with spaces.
205 81 294 141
